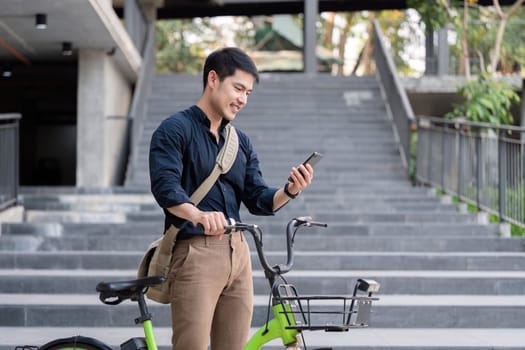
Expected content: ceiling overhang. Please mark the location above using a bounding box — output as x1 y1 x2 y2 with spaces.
0 0 140 81
153 0 408 19
143 0 524 20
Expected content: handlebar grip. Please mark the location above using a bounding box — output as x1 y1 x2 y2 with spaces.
197 218 237 233
308 221 328 227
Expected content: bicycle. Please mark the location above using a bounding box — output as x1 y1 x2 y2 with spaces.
22 275 166 350
21 216 379 350
234 216 380 350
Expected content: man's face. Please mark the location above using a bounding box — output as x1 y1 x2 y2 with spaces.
209 69 255 122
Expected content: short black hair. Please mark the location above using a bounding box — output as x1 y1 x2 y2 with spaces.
202 47 259 89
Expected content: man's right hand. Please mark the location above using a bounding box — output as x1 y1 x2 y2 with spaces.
193 210 228 240
167 203 228 239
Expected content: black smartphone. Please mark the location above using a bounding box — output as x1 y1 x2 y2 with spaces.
288 152 323 182
302 151 323 167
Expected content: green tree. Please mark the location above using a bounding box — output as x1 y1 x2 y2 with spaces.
375 10 420 76
488 0 525 75
407 0 453 30
156 19 207 74
499 14 525 73
155 17 256 74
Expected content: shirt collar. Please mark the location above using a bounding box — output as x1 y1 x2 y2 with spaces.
192 105 230 133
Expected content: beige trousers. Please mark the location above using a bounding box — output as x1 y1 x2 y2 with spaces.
168 231 253 350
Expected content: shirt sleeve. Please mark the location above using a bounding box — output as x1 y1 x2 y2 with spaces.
149 117 193 209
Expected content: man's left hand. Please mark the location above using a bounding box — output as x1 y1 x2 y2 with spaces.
287 163 314 195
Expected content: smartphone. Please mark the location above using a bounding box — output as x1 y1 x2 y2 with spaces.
288 152 323 182
302 151 323 167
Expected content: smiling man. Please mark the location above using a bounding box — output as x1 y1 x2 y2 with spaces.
148 47 314 350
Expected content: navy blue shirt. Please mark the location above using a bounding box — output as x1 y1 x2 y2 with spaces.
149 105 278 239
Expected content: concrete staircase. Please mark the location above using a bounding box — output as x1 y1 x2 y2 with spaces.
1 73 525 349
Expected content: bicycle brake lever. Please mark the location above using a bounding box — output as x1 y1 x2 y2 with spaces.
294 216 312 226
294 216 328 228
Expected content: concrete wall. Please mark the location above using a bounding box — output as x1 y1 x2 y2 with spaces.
403 76 523 124
77 49 132 187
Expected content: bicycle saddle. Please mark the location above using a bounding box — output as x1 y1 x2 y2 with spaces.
96 276 166 305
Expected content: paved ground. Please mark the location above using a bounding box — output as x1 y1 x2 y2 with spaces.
3 327 525 349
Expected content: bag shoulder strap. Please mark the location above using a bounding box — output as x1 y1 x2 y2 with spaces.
190 123 239 205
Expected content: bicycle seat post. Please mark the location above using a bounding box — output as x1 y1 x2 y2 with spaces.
134 292 152 324
135 292 158 350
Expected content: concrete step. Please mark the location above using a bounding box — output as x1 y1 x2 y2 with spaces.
17 189 443 205
2 293 525 328
1 327 524 350
0 221 501 239
17 198 460 215
132 156 406 173
2 233 520 253
18 187 150 195
1 270 524 295
3 251 525 271
18 205 481 225
22 201 157 212
121 211 481 225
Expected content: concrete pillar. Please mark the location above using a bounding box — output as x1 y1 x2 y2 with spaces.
437 26 449 76
77 49 105 187
424 26 436 75
77 49 132 187
303 0 318 74
124 0 145 53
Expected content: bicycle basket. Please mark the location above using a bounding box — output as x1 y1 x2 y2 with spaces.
274 282 379 332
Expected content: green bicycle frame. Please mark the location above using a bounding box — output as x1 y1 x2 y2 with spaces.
143 319 158 350
244 303 300 350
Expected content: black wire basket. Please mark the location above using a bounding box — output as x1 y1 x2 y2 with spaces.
274 280 379 332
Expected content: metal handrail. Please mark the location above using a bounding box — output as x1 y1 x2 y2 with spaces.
417 114 525 132
416 115 525 228
0 113 21 211
372 19 415 171
125 20 156 186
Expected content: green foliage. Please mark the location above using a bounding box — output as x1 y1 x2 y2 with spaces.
511 224 525 236
376 11 419 75
500 16 525 73
407 0 452 29
445 74 520 125
408 2 525 76
156 20 207 74
155 17 256 74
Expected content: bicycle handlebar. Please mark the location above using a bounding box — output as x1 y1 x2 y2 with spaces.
225 216 327 277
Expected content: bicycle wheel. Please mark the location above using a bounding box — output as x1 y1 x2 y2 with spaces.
39 336 113 350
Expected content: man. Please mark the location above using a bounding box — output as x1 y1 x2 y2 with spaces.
149 47 313 349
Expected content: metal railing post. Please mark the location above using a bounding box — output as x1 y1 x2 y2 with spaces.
476 132 482 211
458 130 464 199
416 115 525 228
498 129 506 221
441 124 446 190
0 113 21 211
